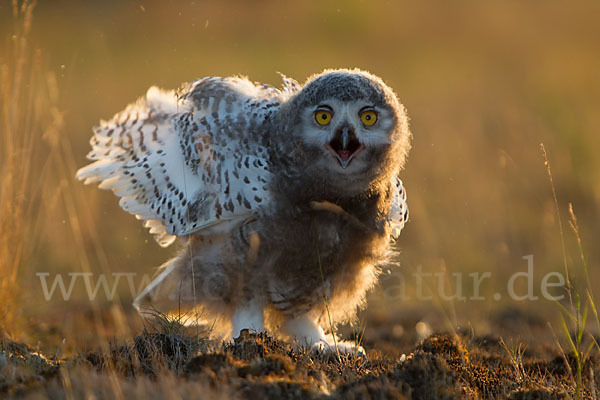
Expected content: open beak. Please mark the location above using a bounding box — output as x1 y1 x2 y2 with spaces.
326 127 365 169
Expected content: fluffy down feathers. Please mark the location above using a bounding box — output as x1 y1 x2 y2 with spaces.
77 69 411 351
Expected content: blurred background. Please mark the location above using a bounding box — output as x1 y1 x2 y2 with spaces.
1 0 599 353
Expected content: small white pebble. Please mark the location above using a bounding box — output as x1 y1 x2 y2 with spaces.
415 321 432 340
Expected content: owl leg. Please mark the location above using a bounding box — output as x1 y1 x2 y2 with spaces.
230 300 265 338
279 315 365 356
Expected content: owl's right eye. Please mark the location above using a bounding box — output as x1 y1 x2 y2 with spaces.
315 109 332 126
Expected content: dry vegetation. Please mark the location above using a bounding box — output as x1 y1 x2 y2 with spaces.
2 322 598 399
1 0 600 398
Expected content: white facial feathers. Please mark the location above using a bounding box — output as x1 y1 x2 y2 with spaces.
299 99 393 148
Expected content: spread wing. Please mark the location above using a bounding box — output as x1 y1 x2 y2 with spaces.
389 177 409 240
76 77 288 247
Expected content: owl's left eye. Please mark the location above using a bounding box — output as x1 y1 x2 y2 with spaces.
360 110 378 126
315 109 332 126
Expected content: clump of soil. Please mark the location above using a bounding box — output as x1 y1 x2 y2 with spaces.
0 341 58 396
1 327 598 399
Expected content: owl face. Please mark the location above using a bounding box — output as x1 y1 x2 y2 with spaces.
285 70 406 187
298 98 397 174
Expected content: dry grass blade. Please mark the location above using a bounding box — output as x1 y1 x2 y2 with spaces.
311 217 341 362
540 143 572 305
499 337 527 383
0 0 41 336
0 0 118 351
548 322 574 383
568 204 590 290
587 291 600 352
542 146 599 399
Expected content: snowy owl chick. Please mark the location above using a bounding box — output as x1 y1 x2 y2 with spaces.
77 68 410 353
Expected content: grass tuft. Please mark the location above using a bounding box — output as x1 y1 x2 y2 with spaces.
541 143 599 399
0 0 42 336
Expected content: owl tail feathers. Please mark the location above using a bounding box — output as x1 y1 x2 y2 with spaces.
133 258 209 327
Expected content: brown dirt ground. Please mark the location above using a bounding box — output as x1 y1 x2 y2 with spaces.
1 308 598 399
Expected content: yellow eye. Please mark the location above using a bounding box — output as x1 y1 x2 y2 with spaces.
360 110 378 126
315 110 332 125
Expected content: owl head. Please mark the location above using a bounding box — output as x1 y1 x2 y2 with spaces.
276 69 410 195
